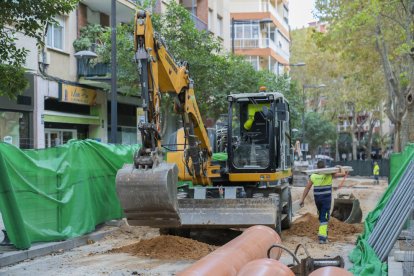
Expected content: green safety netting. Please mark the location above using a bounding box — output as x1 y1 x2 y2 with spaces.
349 143 414 275
0 140 139 249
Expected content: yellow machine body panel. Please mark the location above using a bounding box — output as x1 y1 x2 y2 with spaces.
228 169 292 182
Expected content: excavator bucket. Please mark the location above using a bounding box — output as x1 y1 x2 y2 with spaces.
178 198 279 228
331 193 363 224
116 163 181 228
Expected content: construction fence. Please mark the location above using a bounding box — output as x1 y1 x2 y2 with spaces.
332 159 389 178
349 143 414 275
0 140 139 249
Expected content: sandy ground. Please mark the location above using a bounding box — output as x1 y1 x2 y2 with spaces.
0 177 387 276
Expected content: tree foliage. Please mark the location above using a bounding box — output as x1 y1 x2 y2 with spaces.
290 16 386 159
0 0 79 98
315 0 414 152
91 2 296 119
304 112 337 155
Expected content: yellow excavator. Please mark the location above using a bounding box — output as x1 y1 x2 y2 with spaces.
116 10 294 233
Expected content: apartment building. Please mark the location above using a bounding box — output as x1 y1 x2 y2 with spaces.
162 0 231 51
229 0 290 75
0 0 139 149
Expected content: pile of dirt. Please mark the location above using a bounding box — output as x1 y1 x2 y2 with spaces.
285 213 363 242
110 235 215 260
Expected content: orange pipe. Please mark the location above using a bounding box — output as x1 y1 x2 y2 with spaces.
237 258 294 276
309 266 353 276
178 226 282 276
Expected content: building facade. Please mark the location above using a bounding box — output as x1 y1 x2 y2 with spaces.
229 0 290 75
0 0 139 149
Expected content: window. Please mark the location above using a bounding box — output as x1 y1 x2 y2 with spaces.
217 15 223 37
208 9 213 31
245 56 259 71
47 16 65 50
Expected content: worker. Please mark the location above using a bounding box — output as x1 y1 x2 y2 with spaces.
373 161 380 184
299 161 347 244
243 104 268 130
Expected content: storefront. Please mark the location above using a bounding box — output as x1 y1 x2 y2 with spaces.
35 79 107 148
0 74 34 149
107 96 140 145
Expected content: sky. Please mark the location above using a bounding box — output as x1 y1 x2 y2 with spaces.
289 0 317 30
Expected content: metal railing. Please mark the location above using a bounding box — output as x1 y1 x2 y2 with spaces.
234 38 290 60
190 13 207 31
261 2 289 31
77 60 110 78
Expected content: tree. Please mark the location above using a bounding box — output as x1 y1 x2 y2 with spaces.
89 2 260 119
0 0 79 98
315 0 414 152
290 18 386 160
303 112 337 156
256 71 302 130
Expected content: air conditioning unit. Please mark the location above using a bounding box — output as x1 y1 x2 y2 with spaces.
38 52 51 65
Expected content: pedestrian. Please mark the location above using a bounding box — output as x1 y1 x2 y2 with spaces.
299 160 347 244
373 161 380 184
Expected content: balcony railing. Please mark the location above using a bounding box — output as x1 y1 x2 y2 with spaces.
234 38 290 60
190 13 207 31
77 61 110 78
261 2 289 31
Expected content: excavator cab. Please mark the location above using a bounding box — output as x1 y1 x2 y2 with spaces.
227 92 292 178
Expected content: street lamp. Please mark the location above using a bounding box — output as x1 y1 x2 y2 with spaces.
231 18 273 54
301 84 327 160
288 62 306 67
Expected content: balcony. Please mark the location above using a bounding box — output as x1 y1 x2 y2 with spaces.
234 38 290 61
190 13 208 31
261 2 289 31
77 61 110 78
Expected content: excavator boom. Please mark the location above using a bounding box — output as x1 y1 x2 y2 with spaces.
116 10 217 227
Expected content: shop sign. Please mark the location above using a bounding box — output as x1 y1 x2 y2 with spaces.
59 83 97 106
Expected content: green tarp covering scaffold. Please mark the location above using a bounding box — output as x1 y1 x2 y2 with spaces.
0 140 139 249
349 143 414 275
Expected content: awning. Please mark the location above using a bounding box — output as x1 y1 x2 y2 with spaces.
42 111 100 125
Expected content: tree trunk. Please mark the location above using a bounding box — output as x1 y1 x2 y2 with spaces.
335 138 340 161
401 93 414 149
394 122 402 152
366 119 375 160
351 131 358 160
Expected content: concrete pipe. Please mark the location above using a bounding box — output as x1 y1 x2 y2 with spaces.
237 258 294 276
178 225 282 276
309 266 353 276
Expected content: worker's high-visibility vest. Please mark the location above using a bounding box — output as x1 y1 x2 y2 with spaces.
373 165 379 175
311 174 332 196
243 103 269 130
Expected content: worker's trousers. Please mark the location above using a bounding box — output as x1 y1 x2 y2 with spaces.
314 195 331 242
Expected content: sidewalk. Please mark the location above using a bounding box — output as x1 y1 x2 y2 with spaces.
0 225 117 267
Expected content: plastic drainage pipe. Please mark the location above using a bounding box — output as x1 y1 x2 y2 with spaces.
237 258 294 276
177 225 282 276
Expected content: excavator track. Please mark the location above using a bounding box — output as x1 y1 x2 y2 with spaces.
116 163 181 227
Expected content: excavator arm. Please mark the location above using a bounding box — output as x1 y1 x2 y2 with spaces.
133 10 212 184
116 10 218 227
